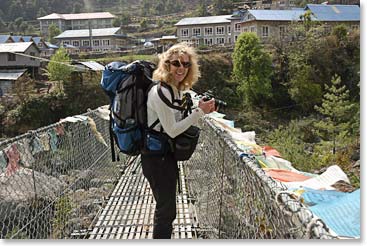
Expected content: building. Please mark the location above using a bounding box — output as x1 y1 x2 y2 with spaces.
54 27 129 53
175 4 360 46
175 15 233 46
37 12 116 36
239 4 360 43
0 42 41 78
0 69 27 96
239 9 307 43
0 35 14 43
247 0 296 10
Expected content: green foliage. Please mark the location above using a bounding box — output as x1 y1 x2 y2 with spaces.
13 74 35 104
197 0 208 16
195 53 240 108
4 93 67 135
264 119 320 172
332 24 348 41
45 48 73 93
48 23 61 44
212 0 233 15
314 75 355 154
52 196 73 238
232 32 273 108
282 23 359 113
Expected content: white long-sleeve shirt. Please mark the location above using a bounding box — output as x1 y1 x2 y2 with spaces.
147 83 204 138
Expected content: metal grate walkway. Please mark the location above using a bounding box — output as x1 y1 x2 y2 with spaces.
88 158 197 239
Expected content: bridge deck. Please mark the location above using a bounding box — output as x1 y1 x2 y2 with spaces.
88 159 197 239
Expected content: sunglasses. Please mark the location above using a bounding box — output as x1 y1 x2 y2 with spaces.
166 60 192 68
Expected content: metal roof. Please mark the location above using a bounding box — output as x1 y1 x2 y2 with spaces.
55 27 122 39
175 15 231 26
31 37 43 45
38 12 116 20
0 35 13 43
161 35 177 40
75 61 105 71
45 42 59 49
246 9 308 21
22 36 33 42
0 69 27 81
11 36 24 42
0 42 37 53
306 4 360 21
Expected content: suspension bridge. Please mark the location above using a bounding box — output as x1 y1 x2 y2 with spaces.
0 106 352 239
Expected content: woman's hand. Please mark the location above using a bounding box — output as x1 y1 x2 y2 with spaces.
198 98 216 114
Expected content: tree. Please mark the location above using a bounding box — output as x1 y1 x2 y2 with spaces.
13 74 35 105
37 7 47 18
48 23 61 44
45 47 73 93
197 0 208 17
314 75 354 155
140 18 148 29
231 32 273 108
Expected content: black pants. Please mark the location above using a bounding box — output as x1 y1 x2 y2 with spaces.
141 153 179 239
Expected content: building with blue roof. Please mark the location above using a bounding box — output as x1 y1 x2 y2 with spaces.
239 4 359 43
305 4 360 22
0 35 14 44
174 4 359 47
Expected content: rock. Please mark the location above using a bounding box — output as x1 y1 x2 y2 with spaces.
331 180 355 193
0 167 66 203
352 160 360 168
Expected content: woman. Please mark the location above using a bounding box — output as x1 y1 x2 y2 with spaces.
142 42 215 239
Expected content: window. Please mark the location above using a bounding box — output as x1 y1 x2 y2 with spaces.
30 52 35 60
72 40 80 47
262 26 269 37
63 41 70 45
8 53 16 61
250 26 256 33
204 38 213 46
235 23 241 32
82 40 90 47
351 25 359 31
243 27 248 32
279 26 287 38
228 37 231 43
102 40 110 46
234 35 238 42
216 26 225 35
192 39 200 46
204 27 213 36
216 37 225 45
227 26 231 34
93 40 100 46
181 28 189 37
192 28 201 36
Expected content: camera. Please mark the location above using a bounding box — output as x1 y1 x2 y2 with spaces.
202 90 227 109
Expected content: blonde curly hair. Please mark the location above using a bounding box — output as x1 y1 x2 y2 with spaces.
153 42 200 91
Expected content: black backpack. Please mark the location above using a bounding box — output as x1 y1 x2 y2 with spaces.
101 60 199 162
101 60 157 161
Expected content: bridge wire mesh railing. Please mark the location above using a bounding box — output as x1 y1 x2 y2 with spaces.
0 107 338 239
0 107 126 239
184 117 337 239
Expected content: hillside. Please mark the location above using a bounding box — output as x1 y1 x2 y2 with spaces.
0 0 215 22
0 0 240 37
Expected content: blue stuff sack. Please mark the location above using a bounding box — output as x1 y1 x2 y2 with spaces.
113 120 142 156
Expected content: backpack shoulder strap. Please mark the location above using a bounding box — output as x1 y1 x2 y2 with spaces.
157 82 185 111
